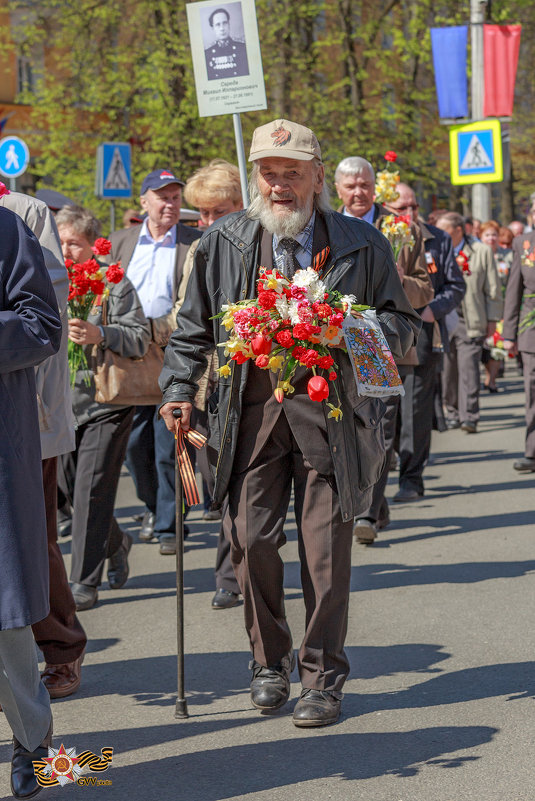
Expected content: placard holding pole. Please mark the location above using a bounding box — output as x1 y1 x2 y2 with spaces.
186 0 267 206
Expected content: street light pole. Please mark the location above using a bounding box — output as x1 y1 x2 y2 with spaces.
471 0 490 221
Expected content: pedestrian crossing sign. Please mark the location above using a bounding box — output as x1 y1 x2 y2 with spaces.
449 120 503 185
96 142 132 198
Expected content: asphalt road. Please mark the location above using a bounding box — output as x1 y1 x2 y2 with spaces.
1 365 534 801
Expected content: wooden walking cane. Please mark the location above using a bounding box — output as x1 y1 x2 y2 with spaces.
172 408 188 719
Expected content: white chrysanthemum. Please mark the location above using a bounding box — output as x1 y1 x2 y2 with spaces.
275 296 289 320
340 294 357 313
292 268 318 288
310 279 327 301
287 299 301 325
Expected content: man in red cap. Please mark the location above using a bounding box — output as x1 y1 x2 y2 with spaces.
110 169 201 553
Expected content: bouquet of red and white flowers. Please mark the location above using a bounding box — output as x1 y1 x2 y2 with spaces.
214 266 370 421
66 237 124 385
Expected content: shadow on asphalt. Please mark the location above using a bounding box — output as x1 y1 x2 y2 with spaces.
346 643 450 678
348 559 535 591
0 724 495 800
430 449 516 465
374 509 534 546
353 660 535 714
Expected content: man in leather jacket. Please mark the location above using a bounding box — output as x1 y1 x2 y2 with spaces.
159 119 421 727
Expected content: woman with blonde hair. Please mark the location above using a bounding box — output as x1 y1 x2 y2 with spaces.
184 159 243 229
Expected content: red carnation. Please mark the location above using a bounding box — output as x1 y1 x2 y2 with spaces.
328 371 337 381
258 289 278 310
90 280 106 296
292 345 305 361
293 322 314 340
384 151 398 162
301 349 318 368
276 330 295 348
329 312 344 327
314 303 332 319
92 237 112 256
395 214 411 226
317 354 334 370
106 263 124 284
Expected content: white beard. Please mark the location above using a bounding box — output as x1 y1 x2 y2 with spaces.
249 194 312 238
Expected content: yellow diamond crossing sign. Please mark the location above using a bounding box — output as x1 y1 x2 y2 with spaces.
449 119 503 185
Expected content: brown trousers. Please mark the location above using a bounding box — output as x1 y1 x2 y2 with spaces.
226 411 353 696
32 457 87 665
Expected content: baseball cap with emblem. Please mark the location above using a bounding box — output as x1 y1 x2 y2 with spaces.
249 119 322 162
141 169 185 194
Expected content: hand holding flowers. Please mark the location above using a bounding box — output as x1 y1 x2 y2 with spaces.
66 237 124 385
214 266 370 420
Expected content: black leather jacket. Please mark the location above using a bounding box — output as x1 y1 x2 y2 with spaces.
160 210 421 520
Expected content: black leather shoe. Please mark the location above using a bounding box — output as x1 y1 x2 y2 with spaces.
107 532 133 590
393 487 422 503
250 651 295 710
71 583 98 611
292 688 341 727
513 457 535 472
211 588 240 609
11 722 52 799
138 511 156 542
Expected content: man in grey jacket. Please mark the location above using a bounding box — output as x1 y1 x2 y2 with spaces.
160 120 420 727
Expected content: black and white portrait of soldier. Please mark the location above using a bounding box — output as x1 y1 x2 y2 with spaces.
202 3 249 81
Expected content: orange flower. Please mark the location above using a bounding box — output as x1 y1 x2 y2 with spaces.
324 325 340 341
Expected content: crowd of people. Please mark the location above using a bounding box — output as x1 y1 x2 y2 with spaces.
1 117 534 797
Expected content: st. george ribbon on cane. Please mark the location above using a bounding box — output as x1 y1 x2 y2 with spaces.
172 408 188 718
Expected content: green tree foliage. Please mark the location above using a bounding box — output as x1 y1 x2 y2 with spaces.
11 0 535 221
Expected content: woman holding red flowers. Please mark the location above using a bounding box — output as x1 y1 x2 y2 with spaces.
56 206 151 611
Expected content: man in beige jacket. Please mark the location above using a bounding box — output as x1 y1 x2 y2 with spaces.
436 212 502 433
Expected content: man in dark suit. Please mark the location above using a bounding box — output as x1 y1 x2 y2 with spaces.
385 185 465 502
204 7 249 80
0 207 61 799
334 156 386 223
159 119 420 727
503 230 535 471
110 169 201 553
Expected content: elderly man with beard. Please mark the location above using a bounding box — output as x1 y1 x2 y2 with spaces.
159 119 420 727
